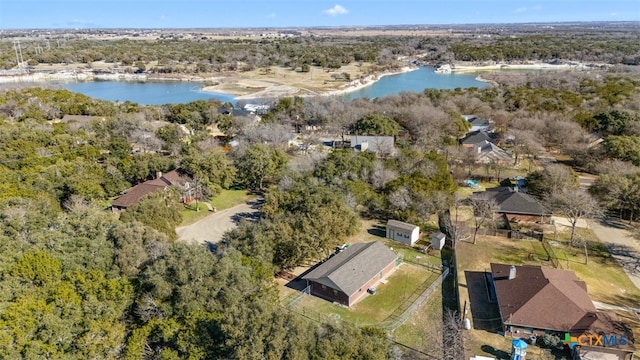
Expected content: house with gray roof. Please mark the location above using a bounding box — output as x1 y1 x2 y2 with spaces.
471 186 551 223
302 241 398 306
463 115 493 133
461 130 498 148
350 135 395 156
474 141 513 164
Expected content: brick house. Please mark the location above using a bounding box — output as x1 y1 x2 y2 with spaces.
489 263 634 359
303 241 398 307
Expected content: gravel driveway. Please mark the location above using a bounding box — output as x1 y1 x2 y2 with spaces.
175 199 262 245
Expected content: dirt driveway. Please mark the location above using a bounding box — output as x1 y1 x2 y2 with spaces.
175 199 262 245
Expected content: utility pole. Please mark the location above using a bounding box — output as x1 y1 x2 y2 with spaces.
13 40 26 73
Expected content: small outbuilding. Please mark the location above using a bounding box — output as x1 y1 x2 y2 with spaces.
431 232 446 250
386 219 420 245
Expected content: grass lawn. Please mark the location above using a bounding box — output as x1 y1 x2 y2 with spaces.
346 219 443 269
292 263 439 327
180 189 255 226
392 286 443 354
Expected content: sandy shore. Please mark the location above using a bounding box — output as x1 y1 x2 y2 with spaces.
321 66 418 97
449 61 606 73
199 65 418 101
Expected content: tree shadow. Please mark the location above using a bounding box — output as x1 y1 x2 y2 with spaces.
231 211 261 224
606 243 640 277
204 241 218 254
367 226 386 238
246 197 264 209
599 218 630 230
480 345 510 359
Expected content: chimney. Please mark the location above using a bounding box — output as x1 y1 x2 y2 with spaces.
508 265 516 280
156 171 162 179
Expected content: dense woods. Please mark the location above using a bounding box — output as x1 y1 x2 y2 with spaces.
0 28 640 358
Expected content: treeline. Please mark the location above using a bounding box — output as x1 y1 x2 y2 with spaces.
0 88 393 358
2 31 639 72
0 36 406 72
449 35 640 64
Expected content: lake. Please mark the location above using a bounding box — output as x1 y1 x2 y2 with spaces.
59 67 487 105
343 66 487 100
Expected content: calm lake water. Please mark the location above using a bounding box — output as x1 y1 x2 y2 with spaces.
343 66 487 100
59 67 487 105
60 80 237 105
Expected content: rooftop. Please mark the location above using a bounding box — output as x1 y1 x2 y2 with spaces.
303 241 398 297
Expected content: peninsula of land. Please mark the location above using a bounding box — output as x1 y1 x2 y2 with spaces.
0 59 605 100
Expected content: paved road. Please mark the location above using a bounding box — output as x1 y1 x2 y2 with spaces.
175 200 261 245
588 219 640 290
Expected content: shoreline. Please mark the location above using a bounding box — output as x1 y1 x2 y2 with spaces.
448 61 608 73
201 65 419 100
0 65 420 101
0 60 610 102
320 66 418 97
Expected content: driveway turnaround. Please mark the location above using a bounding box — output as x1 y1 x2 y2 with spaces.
589 219 640 290
176 201 261 245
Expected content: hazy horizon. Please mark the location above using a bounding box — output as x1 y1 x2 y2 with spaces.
1 0 639 30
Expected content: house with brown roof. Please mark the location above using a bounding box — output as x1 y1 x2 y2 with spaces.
489 263 634 359
302 241 398 307
111 169 191 214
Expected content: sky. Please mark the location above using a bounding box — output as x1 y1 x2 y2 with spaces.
0 0 638 29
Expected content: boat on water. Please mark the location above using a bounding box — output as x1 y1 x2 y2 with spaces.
434 64 452 74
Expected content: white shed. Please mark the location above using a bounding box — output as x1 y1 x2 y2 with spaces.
431 232 446 250
386 220 420 245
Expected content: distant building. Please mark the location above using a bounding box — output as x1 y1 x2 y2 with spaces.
111 169 191 214
350 135 395 156
460 130 498 148
471 186 551 223
386 220 420 245
463 115 493 133
303 241 398 307
474 140 512 164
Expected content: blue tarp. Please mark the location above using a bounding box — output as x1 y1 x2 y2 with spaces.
464 179 479 187
512 339 528 349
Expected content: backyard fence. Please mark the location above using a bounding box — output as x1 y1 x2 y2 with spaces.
541 238 563 269
454 222 544 241
380 267 450 331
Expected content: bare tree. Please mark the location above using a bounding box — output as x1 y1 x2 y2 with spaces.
389 187 411 212
548 189 603 246
241 123 292 147
469 197 498 244
370 161 398 190
439 310 468 360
